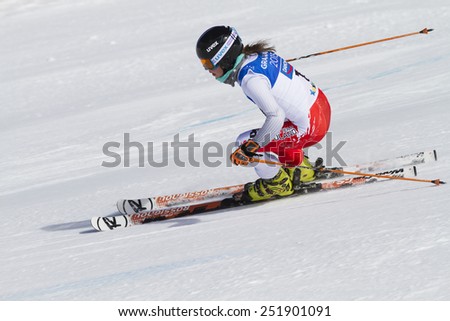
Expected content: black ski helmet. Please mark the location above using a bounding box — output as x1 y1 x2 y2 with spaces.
196 26 243 72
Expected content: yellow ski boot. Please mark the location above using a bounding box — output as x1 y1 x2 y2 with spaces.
244 167 294 202
284 156 317 185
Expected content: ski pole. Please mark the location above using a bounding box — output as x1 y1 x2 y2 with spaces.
322 168 445 186
286 28 433 62
249 157 446 185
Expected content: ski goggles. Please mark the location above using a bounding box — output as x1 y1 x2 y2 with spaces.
199 58 216 70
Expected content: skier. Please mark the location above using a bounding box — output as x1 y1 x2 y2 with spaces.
196 26 332 201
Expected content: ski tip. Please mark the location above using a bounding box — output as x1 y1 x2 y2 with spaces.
90 215 130 231
116 199 126 214
91 217 102 231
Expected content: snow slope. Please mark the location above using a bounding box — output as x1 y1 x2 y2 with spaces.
1 0 449 301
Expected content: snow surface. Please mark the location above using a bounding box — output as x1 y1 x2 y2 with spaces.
1 0 449 301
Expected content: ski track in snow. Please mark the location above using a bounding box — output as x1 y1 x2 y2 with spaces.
1 0 450 301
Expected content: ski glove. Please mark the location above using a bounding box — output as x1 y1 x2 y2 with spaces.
230 140 260 166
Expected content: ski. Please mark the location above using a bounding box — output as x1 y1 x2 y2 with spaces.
116 168 344 215
92 166 416 231
344 149 437 172
116 184 245 215
116 149 437 214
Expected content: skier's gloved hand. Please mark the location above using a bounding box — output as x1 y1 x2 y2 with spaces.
230 140 260 166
